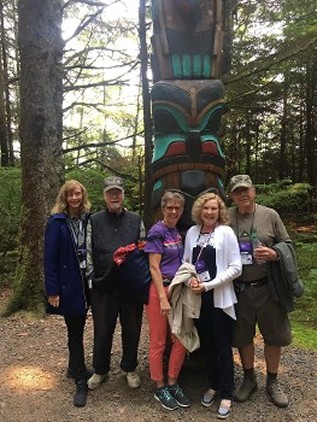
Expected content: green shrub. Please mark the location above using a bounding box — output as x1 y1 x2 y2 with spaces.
0 168 22 254
256 181 314 217
66 168 141 213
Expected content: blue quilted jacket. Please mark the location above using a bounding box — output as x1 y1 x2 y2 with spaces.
44 213 89 317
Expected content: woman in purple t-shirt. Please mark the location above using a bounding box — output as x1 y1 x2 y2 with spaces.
145 190 191 411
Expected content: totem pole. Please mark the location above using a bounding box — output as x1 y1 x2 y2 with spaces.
150 0 226 230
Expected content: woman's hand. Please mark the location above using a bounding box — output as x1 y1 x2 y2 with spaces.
159 294 171 316
189 279 206 294
48 295 60 308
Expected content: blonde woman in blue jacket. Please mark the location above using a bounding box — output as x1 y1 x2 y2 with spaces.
183 191 242 420
44 180 91 407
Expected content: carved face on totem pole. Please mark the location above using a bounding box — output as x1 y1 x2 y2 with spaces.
150 0 226 229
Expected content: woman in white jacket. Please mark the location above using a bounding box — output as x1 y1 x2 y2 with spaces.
183 191 242 420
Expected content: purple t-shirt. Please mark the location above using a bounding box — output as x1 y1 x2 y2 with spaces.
145 220 183 279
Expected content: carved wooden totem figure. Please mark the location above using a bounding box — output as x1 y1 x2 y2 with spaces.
151 0 226 229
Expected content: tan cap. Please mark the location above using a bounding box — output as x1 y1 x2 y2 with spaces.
227 174 253 193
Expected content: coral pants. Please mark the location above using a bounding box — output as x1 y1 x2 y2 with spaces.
145 283 187 383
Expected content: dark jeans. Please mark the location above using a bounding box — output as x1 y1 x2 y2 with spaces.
196 290 234 400
90 289 143 375
64 314 87 381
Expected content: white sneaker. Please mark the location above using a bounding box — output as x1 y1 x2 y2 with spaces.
87 373 107 390
126 371 140 388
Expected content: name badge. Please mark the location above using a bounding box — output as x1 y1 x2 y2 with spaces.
195 259 211 282
240 252 253 266
239 240 253 266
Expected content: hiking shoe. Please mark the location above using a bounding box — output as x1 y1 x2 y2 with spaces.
168 383 191 408
73 379 88 407
154 386 179 411
201 388 217 407
87 373 108 390
234 377 257 402
266 380 288 408
217 399 232 419
126 371 141 388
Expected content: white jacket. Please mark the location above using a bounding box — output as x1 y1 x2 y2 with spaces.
168 262 201 352
183 224 242 319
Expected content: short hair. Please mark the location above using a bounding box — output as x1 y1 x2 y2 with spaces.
191 192 229 225
51 180 91 215
161 190 185 209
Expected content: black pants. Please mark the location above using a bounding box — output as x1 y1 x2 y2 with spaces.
64 314 87 381
196 290 234 400
90 289 143 375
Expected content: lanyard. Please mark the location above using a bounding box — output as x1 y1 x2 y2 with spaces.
195 231 213 263
235 206 256 240
68 216 85 248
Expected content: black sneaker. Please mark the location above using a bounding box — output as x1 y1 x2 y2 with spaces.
73 379 88 407
154 386 179 411
168 383 191 408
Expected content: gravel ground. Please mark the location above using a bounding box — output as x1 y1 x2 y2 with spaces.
1 291 316 422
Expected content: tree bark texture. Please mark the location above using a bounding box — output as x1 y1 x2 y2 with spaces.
8 0 64 313
139 0 153 229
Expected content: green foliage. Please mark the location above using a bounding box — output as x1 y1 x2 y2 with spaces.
290 322 317 350
255 181 315 217
290 236 317 350
0 168 22 254
3 243 45 317
67 164 143 213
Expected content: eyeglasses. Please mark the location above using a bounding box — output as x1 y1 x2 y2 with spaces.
164 206 183 212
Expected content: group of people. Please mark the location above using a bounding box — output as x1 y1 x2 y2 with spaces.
44 174 292 419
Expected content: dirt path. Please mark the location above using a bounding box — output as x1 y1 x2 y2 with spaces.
1 290 316 422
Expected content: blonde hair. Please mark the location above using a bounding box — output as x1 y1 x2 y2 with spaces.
191 192 229 225
51 180 91 215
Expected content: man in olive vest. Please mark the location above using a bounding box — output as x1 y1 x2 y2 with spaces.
86 176 145 390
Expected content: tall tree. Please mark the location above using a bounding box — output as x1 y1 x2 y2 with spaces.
6 0 64 313
138 0 152 228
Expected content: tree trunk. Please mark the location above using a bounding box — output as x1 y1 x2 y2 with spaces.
279 82 288 180
305 59 317 186
139 0 153 229
6 0 64 314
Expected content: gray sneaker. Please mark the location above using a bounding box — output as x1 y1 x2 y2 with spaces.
201 388 217 408
266 380 288 408
87 373 108 390
234 377 257 402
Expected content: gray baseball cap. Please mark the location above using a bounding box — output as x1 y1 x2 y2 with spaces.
227 174 253 193
103 176 124 192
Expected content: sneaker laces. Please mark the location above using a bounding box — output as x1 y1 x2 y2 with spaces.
161 387 174 402
269 381 283 394
173 384 182 395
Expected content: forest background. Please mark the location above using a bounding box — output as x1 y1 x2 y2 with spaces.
0 0 316 348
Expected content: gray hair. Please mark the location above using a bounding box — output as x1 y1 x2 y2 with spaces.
161 190 185 208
